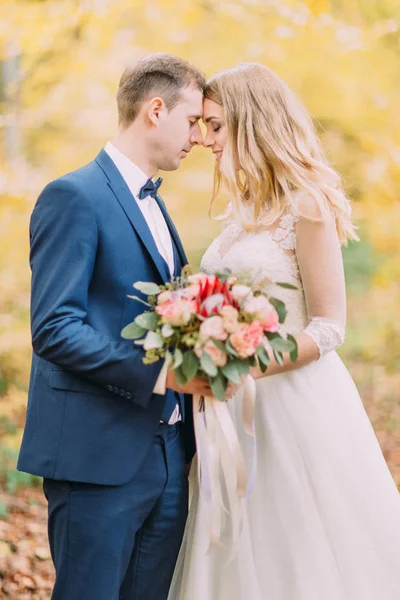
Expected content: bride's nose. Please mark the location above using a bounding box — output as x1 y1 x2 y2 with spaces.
202 132 214 148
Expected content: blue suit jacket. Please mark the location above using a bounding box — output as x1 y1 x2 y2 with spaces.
17 149 195 485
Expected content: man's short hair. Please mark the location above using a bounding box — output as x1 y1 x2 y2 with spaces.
117 53 206 127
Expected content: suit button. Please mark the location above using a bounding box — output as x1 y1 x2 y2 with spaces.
107 385 113 392
126 392 132 400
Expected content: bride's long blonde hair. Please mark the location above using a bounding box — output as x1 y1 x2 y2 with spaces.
204 63 358 245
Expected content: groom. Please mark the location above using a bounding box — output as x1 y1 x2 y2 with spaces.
17 54 210 600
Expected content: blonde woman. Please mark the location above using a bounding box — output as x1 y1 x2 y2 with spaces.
168 63 400 600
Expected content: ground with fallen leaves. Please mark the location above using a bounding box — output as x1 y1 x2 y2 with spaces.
0 487 53 599
1 418 399 598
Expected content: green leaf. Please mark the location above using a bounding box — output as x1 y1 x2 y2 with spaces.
165 350 173 366
225 338 239 357
175 366 187 386
273 350 284 365
200 351 218 377
181 351 199 382
256 345 271 366
212 339 228 353
133 281 161 295
210 372 227 402
276 282 298 290
269 336 296 353
135 311 159 330
121 321 146 340
248 355 257 367
231 360 250 376
0 499 9 520
221 361 242 384
287 334 298 362
269 297 287 324
173 348 183 369
126 295 151 307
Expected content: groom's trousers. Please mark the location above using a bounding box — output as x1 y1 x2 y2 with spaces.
43 422 188 600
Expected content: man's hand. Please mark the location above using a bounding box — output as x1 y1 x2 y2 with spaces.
166 369 212 396
166 369 242 398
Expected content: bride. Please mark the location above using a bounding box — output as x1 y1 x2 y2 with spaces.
168 63 400 599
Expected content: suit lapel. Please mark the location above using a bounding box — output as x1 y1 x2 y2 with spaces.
95 149 170 282
154 194 188 270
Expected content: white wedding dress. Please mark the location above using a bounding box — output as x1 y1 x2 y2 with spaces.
168 201 400 600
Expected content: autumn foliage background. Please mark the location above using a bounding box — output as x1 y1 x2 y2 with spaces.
0 0 400 577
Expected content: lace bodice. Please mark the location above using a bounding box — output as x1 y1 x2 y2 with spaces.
201 203 346 357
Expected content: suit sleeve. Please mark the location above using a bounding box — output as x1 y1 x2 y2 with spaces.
30 179 162 408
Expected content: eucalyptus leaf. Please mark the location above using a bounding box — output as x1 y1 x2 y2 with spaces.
273 350 284 365
175 366 187 386
126 295 151 307
173 348 183 369
181 351 200 382
269 336 296 353
269 297 287 324
133 281 161 295
287 334 298 362
248 355 257 367
121 321 146 340
210 372 227 402
165 350 173 366
200 351 218 377
212 339 228 353
135 311 159 331
256 345 271 367
231 360 250 376
221 362 242 384
226 338 239 357
276 282 298 290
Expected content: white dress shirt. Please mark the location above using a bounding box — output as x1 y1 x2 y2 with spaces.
105 142 175 274
105 142 179 423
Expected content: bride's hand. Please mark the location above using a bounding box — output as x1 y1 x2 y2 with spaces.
166 369 242 398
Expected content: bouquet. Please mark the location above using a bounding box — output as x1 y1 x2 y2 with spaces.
122 269 297 548
122 270 297 394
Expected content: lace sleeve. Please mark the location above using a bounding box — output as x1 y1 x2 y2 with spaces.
295 197 347 358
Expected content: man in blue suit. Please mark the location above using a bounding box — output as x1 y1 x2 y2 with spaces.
17 53 212 600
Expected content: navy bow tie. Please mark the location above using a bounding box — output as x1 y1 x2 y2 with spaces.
138 177 163 200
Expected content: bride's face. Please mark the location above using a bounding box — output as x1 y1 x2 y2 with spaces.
202 98 228 162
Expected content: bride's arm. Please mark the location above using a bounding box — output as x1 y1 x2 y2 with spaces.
251 198 347 379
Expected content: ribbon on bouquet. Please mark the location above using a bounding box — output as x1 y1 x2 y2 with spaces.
193 374 257 554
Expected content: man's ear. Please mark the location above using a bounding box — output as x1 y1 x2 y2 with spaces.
147 97 165 126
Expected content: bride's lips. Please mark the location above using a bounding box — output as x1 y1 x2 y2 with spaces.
213 151 222 161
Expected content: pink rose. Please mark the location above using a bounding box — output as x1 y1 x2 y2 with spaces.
230 321 264 358
246 321 265 347
157 290 173 305
195 340 227 368
243 295 270 318
180 284 201 300
200 315 228 341
260 308 280 333
219 305 239 333
155 299 195 326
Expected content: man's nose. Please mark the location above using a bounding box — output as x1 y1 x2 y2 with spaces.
190 123 204 146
